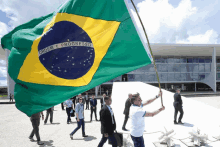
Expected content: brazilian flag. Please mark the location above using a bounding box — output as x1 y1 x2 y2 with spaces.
1 0 153 116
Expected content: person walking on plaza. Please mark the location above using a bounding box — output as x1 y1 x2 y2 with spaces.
44 106 54 124
72 95 76 109
29 111 44 145
85 92 90 110
70 97 88 139
173 88 184 124
130 91 165 147
98 96 117 147
90 94 98 122
9 93 13 102
61 102 65 110
100 94 106 109
64 98 74 124
122 93 132 131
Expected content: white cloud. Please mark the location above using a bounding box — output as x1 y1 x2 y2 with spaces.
128 0 219 44
0 80 7 86
176 29 218 44
0 60 6 66
0 66 7 77
0 22 9 39
0 0 66 28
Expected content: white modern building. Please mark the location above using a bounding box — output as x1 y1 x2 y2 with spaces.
2 43 220 97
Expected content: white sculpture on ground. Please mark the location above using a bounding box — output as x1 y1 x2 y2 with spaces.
158 127 175 147
123 133 134 147
189 128 208 146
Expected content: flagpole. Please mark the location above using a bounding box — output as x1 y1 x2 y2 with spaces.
130 0 163 106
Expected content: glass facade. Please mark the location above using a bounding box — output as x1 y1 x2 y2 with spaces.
105 56 220 92
120 56 215 83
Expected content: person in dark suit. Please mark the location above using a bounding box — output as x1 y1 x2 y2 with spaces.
85 92 90 110
29 112 44 145
72 96 76 109
61 102 65 110
173 88 184 124
90 94 98 121
44 106 54 124
98 96 117 147
100 94 106 109
122 93 132 131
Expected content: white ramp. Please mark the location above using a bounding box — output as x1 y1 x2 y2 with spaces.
104 82 220 147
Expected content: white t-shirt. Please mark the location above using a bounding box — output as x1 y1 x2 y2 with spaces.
130 103 146 137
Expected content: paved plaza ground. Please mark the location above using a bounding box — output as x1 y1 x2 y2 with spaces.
1 92 220 147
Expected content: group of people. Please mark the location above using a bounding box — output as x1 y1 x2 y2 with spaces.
28 88 184 147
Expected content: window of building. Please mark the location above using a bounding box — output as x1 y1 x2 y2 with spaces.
180 57 187 63
216 57 220 63
167 57 174 63
159 73 167 81
168 73 175 81
192 57 199 63
180 64 187 72
173 64 181 72
199 73 205 80
187 57 193 63
174 73 181 81
199 57 205 63
180 73 186 81
205 64 211 72
147 73 156 81
192 64 199 72
217 73 220 80
190 73 198 81
157 64 167 72
127 74 135 81
205 57 212 63
199 64 205 72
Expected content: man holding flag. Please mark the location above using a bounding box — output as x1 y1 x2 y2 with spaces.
130 92 165 147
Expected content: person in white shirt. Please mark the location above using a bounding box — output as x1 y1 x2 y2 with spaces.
64 99 74 124
100 94 106 109
130 91 165 147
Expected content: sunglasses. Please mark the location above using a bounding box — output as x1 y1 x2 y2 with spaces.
79 99 82 100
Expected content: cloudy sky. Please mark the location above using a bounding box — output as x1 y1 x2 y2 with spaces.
0 0 219 86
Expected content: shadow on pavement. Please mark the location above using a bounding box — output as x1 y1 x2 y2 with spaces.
72 136 97 141
39 140 54 147
182 122 194 127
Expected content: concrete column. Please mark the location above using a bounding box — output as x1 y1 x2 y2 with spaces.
95 86 99 97
181 84 184 91
100 85 101 95
200 47 216 93
213 47 217 93
5 49 15 98
195 83 196 92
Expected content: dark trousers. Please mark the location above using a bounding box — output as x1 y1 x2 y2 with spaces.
90 106 97 120
86 100 90 109
174 105 184 122
73 100 76 109
66 107 72 123
44 111 53 123
122 114 129 129
29 118 41 141
61 103 64 110
9 98 13 102
70 118 85 135
98 134 117 147
131 135 145 147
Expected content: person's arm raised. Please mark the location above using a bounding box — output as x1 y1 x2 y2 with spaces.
144 106 165 117
143 91 162 106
